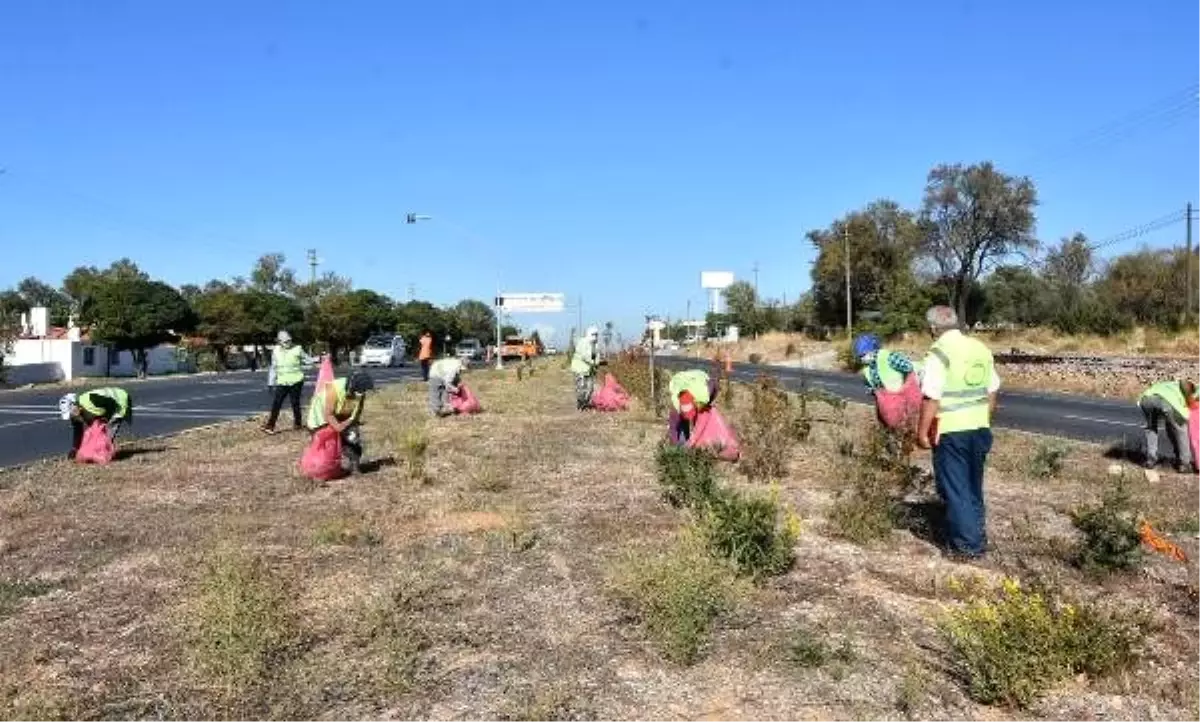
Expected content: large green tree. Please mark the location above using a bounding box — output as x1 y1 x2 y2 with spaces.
723 280 762 337
920 162 1038 324
16 277 70 327
982 265 1052 326
450 299 498 344
83 278 196 377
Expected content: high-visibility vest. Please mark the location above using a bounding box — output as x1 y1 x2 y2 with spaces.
669 370 711 412
1141 381 1191 420
861 349 907 392
570 337 597 376
274 345 305 386
79 387 130 419
306 378 360 430
925 332 994 434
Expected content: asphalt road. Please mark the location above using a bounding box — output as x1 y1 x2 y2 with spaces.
0 365 422 469
655 356 1163 458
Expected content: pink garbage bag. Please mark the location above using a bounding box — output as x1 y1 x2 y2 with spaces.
449 384 482 414
1189 405 1199 472
76 420 115 465
300 426 346 481
687 407 741 462
591 373 630 412
875 375 922 431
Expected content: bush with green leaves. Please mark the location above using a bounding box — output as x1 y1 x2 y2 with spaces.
655 443 718 509
701 486 798 577
1071 478 1143 573
607 350 670 414
1028 441 1070 479
738 375 798 481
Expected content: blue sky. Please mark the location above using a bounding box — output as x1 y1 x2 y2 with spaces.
1 0 1196 343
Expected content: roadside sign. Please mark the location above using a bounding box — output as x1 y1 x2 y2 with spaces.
647 320 666 331
496 293 565 312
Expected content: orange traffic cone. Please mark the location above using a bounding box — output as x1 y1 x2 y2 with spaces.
724 350 733 373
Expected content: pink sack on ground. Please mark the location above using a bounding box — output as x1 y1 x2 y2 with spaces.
591 373 630 412
687 407 741 461
1189 407 1199 471
875 375 923 430
76 420 115 465
300 426 346 481
449 384 482 414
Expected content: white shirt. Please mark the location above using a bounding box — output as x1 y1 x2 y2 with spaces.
430 358 464 385
919 330 1001 401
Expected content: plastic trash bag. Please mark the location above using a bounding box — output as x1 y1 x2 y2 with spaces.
591 373 630 412
1189 405 1199 472
687 407 740 461
300 426 347 481
76 420 115 465
449 384 482 414
875 374 922 431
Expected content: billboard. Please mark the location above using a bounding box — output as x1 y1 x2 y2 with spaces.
496 293 566 312
700 271 734 289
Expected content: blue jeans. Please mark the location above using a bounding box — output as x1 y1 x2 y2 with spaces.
932 428 993 556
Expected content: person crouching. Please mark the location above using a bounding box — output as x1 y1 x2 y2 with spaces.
60 388 133 460
427 357 465 417
306 370 374 474
667 369 720 445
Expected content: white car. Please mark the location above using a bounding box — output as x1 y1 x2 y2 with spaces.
359 335 407 367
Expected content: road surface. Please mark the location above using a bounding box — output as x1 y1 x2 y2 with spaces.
0 365 422 469
655 356 1161 457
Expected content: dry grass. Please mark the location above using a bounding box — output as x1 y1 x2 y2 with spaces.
0 363 1195 719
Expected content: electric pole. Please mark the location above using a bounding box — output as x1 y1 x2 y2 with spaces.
407 283 415 302
307 249 319 284
1187 202 1195 317
843 225 853 339
752 261 760 297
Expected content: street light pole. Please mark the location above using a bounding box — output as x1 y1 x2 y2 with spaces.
843 225 853 340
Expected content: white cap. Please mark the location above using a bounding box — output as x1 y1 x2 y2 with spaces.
58 393 78 420
586 326 599 338
277 330 292 344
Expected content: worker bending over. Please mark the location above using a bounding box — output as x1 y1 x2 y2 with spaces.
306 370 374 474
1138 379 1197 473
853 333 920 396
915 306 1000 561
60 388 133 460
668 369 720 445
428 357 465 417
570 326 601 410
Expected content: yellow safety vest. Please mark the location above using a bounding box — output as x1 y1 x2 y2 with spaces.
669 370 711 411
926 332 993 434
1141 381 1191 420
274 345 304 386
306 378 361 430
80 388 130 419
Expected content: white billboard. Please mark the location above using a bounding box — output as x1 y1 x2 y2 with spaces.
700 271 734 289
497 292 566 312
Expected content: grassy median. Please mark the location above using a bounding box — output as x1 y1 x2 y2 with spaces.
0 362 1196 719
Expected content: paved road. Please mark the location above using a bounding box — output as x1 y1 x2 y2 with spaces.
656 356 1160 457
0 365 423 469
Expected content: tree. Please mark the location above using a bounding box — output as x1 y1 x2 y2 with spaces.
499 324 520 340
982 265 1052 326
1041 233 1093 310
394 300 458 349
310 291 372 362
450 299 498 344
16 277 70 327
191 287 251 367
63 259 150 315
349 289 396 335
919 162 1038 324
250 253 298 295
1098 247 1192 329
723 281 762 336
83 278 195 377
243 291 305 347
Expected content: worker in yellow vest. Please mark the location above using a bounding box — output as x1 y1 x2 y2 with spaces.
306 370 375 473
1138 379 1197 473
59 387 133 460
915 306 1000 560
667 369 720 444
261 330 308 434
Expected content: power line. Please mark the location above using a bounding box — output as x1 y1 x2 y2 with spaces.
1087 209 1188 252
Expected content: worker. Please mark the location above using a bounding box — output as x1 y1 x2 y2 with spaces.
853 333 920 396
261 330 307 434
306 370 375 474
668 369 720 445
418 330 434 382
570 326 601 410
1138 379 1198 473
915 306 1000 561
59 387 133 460
428 356 465 417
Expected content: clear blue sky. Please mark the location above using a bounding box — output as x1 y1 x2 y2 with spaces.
1 0 1196 343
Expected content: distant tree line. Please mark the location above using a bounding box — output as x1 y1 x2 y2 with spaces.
0 253 514 375
700 162 1197 340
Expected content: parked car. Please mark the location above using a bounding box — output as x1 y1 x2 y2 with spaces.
455 338 484 362
359 334 407 367
543 345 559 356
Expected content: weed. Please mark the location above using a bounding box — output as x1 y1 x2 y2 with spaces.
499 687 584 721
941 576 1150 708
1029 441 1070 479
738 375 796 481
827 459 899 545
784 342 798 358
186 547 299 702
360 579 432 695
701 485 798 577
0 578 57 619
1162 514 1200 535
1071 478 1143 573
896 664 931 719
312 517 382 547
837 437 855 457
786 624 855 669
471 464 512 492
607 350 670 414
655 443 718 509
609 533 742 665
400 426 430 481
748 352 763 364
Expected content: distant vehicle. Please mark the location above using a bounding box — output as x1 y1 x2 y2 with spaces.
359 334 407 367
543 345 559 356
455 338 484 362
500 336 536 361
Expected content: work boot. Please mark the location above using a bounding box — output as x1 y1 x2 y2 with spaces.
259 425 277 435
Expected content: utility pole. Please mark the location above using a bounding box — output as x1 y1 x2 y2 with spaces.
407 283 415 302
843 225 853 339
1187 202 1195 317
752 261 760 297
577 295 583 336
307 249 319 284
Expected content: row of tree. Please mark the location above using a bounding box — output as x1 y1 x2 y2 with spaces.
0 254 520 375
701 162 1197 339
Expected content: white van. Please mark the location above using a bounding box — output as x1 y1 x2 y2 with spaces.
359 335 407 367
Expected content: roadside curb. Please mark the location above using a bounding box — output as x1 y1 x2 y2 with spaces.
0 368 262 395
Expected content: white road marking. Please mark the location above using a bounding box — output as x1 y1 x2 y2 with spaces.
1060 413 1142 429
0 417 57 430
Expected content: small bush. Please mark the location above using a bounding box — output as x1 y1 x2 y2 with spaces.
748 352 762 364
360 579 432 694
0 578 57 619
312 517 382 547
400 426 430 481
784 342 798 358
655 443 718 509
827 461 898 545
1071 478 1143 573
609 534 742 665
941 576 1150 708
1029 441 1070 479
701 485 799 577
835 342 856 372
738 375 796 481
786 625 855 669
607 350 670 414
186 548 299 700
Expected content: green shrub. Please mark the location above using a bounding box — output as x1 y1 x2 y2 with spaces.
784 342 798 358
1028 441 1070 479
785 624 856 670
312 517 382 547
607 350 670 414
941 576 1150 708
748 352 763 364
0 578 57 619
655 443 717 509
1071 478 1143 573
701 486 798 577
827 461 898 545
609 534 742 665
738 375 796 481
400 426 430 481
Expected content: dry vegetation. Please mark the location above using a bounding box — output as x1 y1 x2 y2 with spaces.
0 362 1197 720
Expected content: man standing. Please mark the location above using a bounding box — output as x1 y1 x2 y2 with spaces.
915 306 1000 560
570 326 600 410
261 330 306 434
1138 379 1197 473
418 330 434 381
